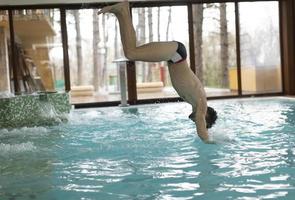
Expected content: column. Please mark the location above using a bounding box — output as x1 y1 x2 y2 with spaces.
0 27 10 93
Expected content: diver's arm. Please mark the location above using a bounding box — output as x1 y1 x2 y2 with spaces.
195 112 215 144
195 112 210 142
194 94 215 144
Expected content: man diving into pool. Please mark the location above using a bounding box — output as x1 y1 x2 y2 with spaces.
97 1 217 143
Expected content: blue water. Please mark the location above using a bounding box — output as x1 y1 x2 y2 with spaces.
0 97 295 200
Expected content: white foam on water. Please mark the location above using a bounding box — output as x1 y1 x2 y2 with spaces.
0 127 49 138
0 142 37 154
68 110 104 125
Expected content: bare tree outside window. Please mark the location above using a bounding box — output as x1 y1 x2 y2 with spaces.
193 3 236 97
72 10 83 86
60 2 280 104
219 3 229 88
193 4 204 83
92 9 100 92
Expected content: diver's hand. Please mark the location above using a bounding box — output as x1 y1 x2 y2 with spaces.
203 139 216 144
197 132 216 144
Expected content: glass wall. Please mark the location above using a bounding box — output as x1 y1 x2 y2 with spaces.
4 1 284 104
193 3 237 97
0 10 11 96
239 2 282 94
12 9 64 93
132 6 189 100
67 9 124 104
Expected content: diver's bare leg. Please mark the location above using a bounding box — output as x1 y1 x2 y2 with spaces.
98 1 178 62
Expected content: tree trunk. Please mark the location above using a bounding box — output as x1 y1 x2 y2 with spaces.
92 9 100 91
219 3 229 88
73 10 83 85
193 4 204 83
114 19 120 91
157 7 166 85
157 7 160 41
166 7 172 41
138 8 146 82
102 15 108 89
165 7 173 86
147 7 153 82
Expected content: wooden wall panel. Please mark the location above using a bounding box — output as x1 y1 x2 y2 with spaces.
280 0 295 95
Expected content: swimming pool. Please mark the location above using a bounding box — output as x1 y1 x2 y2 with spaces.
0 97 294 200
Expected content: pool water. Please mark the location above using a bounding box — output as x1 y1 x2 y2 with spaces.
0 97 295 200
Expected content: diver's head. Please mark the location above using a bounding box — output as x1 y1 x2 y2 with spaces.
206 106 217 129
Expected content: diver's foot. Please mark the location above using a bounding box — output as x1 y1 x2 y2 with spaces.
97 1 129 15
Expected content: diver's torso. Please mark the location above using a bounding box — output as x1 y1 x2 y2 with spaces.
168 61 204 108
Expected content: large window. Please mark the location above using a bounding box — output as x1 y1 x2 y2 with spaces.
239 2 282 94
67 9 124 104
193 3 237 97
132 6 189 100
3 1 283 104
12 9 64 93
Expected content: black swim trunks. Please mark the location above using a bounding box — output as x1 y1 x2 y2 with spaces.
168 41 187 64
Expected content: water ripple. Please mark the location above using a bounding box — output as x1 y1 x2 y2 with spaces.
1 98 295 200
